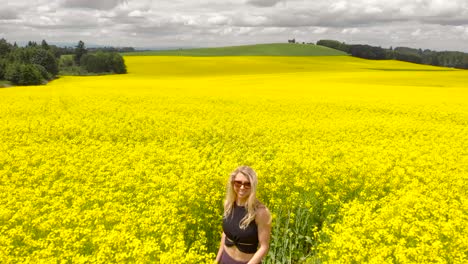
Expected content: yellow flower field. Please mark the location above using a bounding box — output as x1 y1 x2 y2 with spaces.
0 55 467 263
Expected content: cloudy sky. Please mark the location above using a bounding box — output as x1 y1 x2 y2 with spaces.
1 0 468 51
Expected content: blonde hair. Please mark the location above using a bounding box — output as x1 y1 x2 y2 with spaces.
223 165 262 229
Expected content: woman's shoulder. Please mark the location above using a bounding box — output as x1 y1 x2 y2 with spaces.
255 200 267 209
255 202 272 224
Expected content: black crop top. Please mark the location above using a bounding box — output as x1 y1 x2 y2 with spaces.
222 203 258 254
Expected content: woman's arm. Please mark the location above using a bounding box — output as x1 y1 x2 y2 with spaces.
215 232 226 263
248 207 272 264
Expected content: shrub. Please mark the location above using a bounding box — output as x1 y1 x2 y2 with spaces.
80 52 126 74
31 48 59 76
59 55 75 68
33 64 52 80
111 53 127 74
4 63 21 84
5 63 43 85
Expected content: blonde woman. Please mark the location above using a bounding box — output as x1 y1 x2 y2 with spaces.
216 166 272 264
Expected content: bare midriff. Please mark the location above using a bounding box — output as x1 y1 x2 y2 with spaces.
224 244 254 262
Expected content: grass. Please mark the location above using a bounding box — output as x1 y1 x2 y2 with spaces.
122 43 348 57
0 80 12 88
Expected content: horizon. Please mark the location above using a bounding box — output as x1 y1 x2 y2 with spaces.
5 40 468 54
1 1 468 53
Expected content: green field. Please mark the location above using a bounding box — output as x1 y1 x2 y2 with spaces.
122 43 347 56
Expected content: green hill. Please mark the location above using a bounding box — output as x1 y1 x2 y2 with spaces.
122 43 348 56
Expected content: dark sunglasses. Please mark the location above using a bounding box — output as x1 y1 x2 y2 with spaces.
233 180 251 189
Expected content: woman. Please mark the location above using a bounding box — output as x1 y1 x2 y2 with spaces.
216 166 272 264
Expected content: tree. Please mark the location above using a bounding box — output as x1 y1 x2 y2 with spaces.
41 39 50 50
111 53 127 74
27 41 38 47
0 38 12 57
59 55 74 68
31 48 59 76
348 45 386 60
80 51 127 74
5 63 44 85
317 40 350 53
80 52 105 73
0 58 6 79
74 40 87 65
393 51 422 64
33 64 52 80
18 64 43 85
431 54 440 66
4 63 22 84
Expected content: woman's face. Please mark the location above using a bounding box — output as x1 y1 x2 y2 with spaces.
233 172 252 200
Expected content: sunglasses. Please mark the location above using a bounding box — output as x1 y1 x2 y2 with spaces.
233 180 251 189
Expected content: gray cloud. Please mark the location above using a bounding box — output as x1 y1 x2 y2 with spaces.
1 0 468 51
0 8 18 20
422 16 468 26
231 8 408 28
62 0 127 10
246 0 283 7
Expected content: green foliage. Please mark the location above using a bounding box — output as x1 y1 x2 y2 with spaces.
318 39 468 69
3 44 58 80
20 64 44 85
27 41 38 47
0 80 11 87
111 53 127 73
1 40 56 85
34 64 52 80
0 38 13 58
59 66 89 76
58 55 88 75
316 40 349 53
4 63 21 84
4 62 43 85
31 48 59 75
61 42 127 76
0 58 5 79
348 45 387 60
41 40 50 50
268 207 320 264
0 38 129 85
59 55 75 68
80 51 127 74
74 40 87 65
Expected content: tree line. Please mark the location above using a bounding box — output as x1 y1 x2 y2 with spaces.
316 39 468 69
0 39 128 86
59 40 127 76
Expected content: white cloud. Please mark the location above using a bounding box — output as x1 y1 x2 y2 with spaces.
411 29 421 36
364 6 382 15
128 10 144 18
329 1 347 13
237 14 268 26
342 28 360 34
207 15 230 26
260 27 287 34
312 27 328 34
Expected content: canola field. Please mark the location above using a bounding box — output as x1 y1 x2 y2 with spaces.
1 55 467 263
